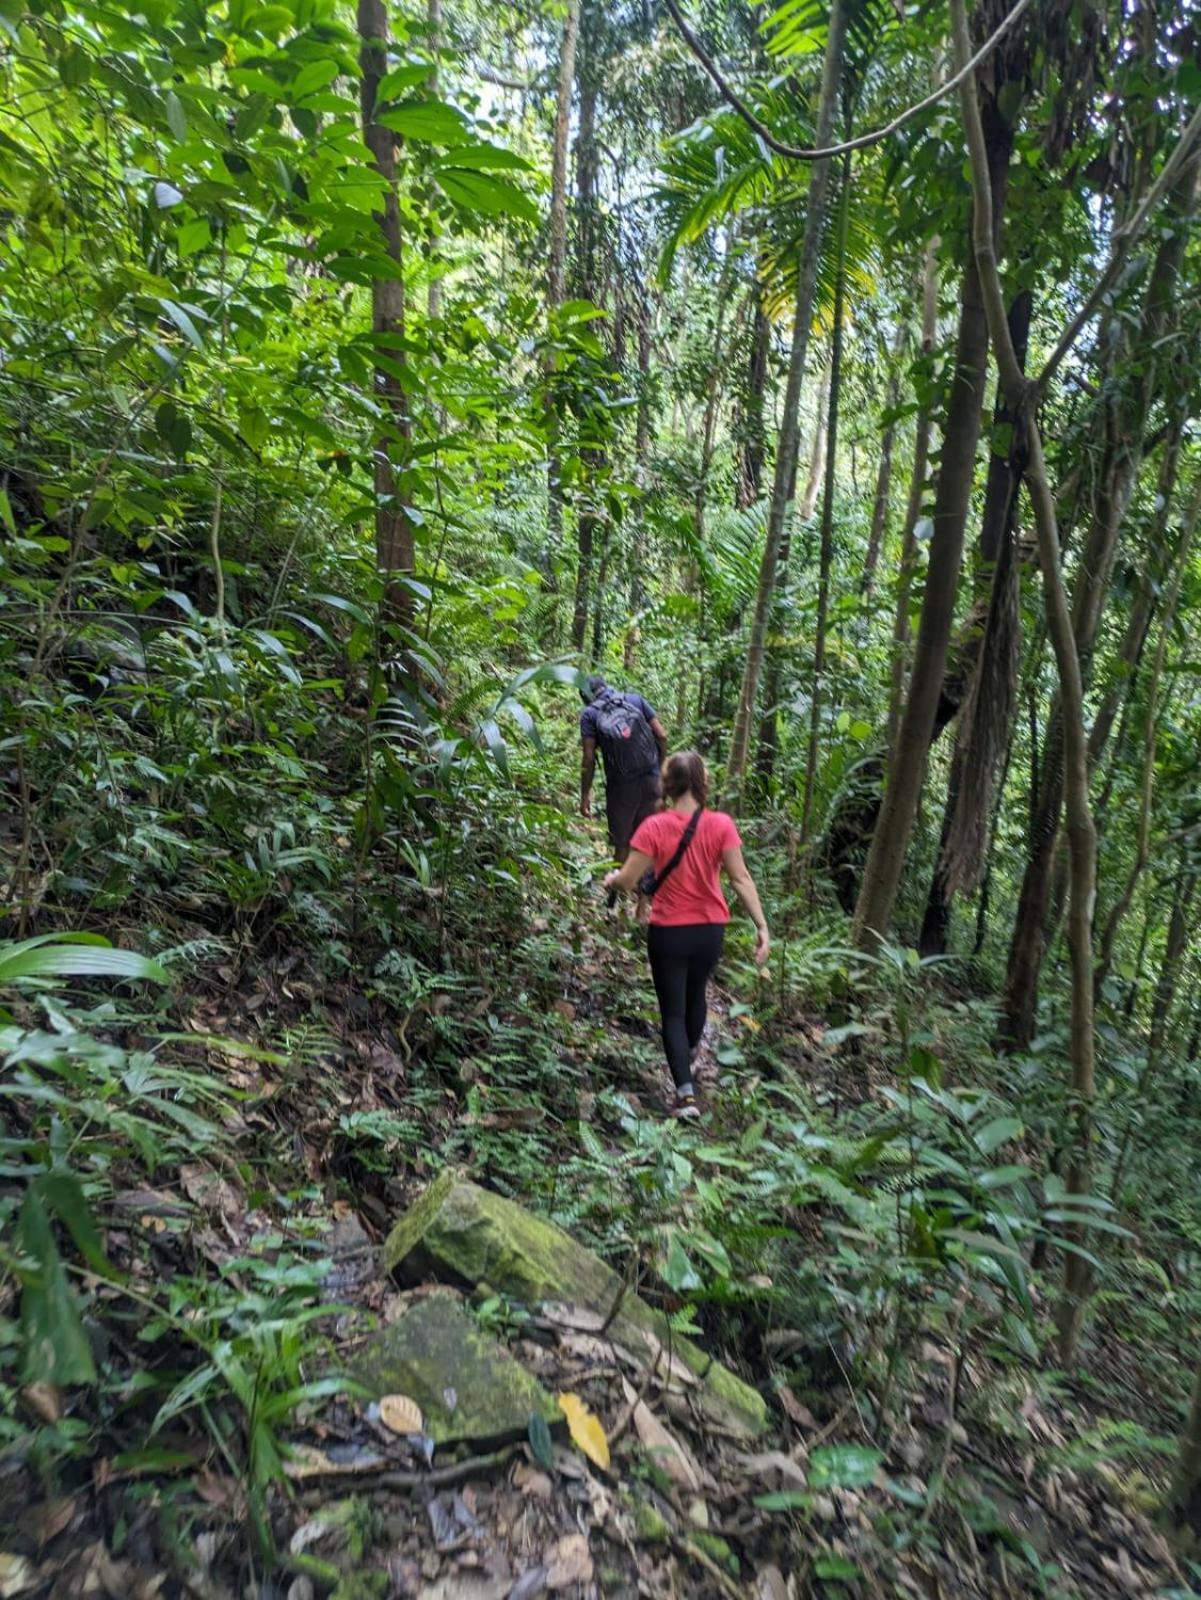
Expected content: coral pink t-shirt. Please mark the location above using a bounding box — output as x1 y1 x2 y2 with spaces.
629 808 742 927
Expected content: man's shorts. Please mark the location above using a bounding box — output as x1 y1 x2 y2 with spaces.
606 771 661 855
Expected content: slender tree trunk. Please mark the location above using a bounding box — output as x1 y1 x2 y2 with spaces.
862 338 901 599
954 0 1098 1367
799 366 830 521
999 152 1200 1049
725 0 847 792
800 150 852 847
737 289 771 509
544 0 581 592
854 92 1014 949
359 0 416 628
570 65 601 655
885 242 938 767
1093 472 1200 995
919 286 1031 955
425 0 443 323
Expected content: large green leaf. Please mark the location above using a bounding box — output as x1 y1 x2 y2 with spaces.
17 1187 97 1386
436 168 537 224
378 101 468 142
0 937 169 985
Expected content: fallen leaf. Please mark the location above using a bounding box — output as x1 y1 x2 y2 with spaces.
194 1469 240 1510
27 1498 76 1548
545 1533 593 1591
551 1000 576 1022
631 1398 701 1491
379 1393 424 1436
755 1566 789 1600
540 1302 607 1333
557 1393 610 1472
506 1569 547 1600
775 1386 818 1429
179 1163 244 1220
513 1463 553 1500
22 1383 63 1425
0 1554 35 1598
737 1450 808 1487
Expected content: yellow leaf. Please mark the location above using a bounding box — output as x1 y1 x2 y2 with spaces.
379 1393 424 1436
557 1391 610 1471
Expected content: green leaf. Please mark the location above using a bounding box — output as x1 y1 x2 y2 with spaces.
177 218 210 258
753 1490 810 1510
0 487 15 535
660 1232 702 1293
815 1555 858 1579
436 168 537 224
37 1173 121 1281
809 1445 883 1489
434 141 530 172
527 1411 554 1472
0 937 169 985
165 89 188 141
973 1116 1023 1155
17 1187 96 1385
378 100 468 142
157 298 204 351
377 63 435 102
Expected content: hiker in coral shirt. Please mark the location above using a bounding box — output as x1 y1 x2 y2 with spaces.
604 752 770 1118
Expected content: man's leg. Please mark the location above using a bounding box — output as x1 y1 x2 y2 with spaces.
647 925 693 1094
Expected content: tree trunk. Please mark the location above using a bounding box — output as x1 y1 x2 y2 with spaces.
862 345 900 598
570 64 601 656
544 0 581 591
853 92 1014 950
1093 471 1199 996
952 0 1098 1368
998 150 1201 1048
885 241 938 768
725 0 847 792
359 0 416 628
800 149 852 848
799 366 830 521
919 286 1031 955
737 288 771 509
425 0 443 323
1171 1358 1201 1538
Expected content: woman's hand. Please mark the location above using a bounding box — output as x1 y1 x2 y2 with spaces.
603 870 621 892
754 925 771 966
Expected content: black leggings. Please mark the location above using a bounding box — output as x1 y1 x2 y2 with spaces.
646 923 725 1093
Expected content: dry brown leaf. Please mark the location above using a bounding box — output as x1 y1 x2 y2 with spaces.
28 1498 76 1547
736 1450 807 1487
551 1000 576 1022
632 1400 701 1491
21 1384 62 1425
755 1566 789 1600
138 1215 169 1234
775 1385 818 1429
179 1163 244 1220
379 1393 424 1436
512 1463 553 1500
194 1469 241 1510
545 1533 593 1591
541 1302 607 1333
0 1554 36 1598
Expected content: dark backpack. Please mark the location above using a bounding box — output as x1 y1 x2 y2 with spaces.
592 690 659 780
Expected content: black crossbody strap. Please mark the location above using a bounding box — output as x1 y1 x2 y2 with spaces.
648 807 704 895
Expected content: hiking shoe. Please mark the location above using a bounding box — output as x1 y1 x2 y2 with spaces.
672 1092 701 1120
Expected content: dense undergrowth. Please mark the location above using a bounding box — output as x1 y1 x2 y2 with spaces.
3 585 1201 1593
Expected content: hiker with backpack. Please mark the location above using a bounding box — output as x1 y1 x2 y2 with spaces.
604 751 770 1118
579 675 668 862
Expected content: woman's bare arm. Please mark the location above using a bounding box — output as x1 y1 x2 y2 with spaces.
722 846 771 964
605 848 654 894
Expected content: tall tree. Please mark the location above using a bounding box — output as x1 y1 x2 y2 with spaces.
359 0 416 628
544 0 582 592
725 0 848 790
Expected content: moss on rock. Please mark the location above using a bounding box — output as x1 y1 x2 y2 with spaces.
383 1176 767 1438
349 1288 558 1445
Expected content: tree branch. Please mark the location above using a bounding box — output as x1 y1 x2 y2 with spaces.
662 0 1035 163
1036 101 1201 394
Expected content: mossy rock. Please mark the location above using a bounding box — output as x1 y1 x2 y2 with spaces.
349 1287 558 1446
384 1175 767 1438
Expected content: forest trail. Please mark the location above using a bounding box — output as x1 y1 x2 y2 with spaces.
221 865 1187 1600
